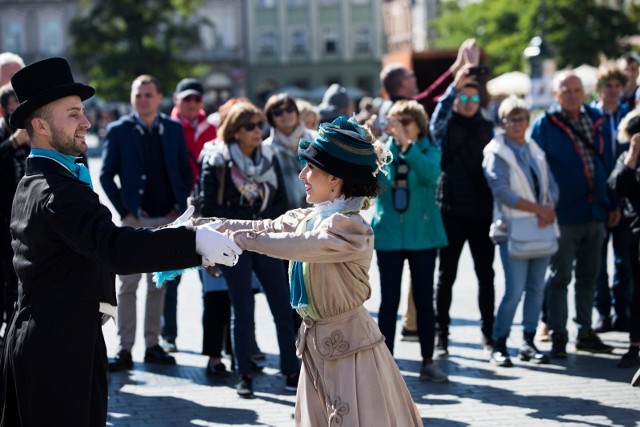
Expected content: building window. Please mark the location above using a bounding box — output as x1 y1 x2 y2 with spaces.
288 0 307 6
320 0 338 5
290 28 308 56
40 18 64 55
321 27 339 55
2 20 24 53
353 26 371 54
257 0 276 8
352 0 368 4
258 30 278 56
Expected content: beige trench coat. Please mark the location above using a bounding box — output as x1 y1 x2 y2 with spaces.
204 199 423 426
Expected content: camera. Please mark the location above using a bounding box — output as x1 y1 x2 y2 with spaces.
468 65 489 76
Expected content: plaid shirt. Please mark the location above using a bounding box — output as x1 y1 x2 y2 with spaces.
563 108 595 178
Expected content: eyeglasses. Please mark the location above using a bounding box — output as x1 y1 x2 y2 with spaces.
183 95 203 103
503 116 529 125
241 121 264 131
396 117 414 127
457 94 481 104
271 104 296 117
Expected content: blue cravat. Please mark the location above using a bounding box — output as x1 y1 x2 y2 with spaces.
29 148 93 189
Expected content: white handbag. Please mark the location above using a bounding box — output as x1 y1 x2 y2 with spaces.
508 216 558 260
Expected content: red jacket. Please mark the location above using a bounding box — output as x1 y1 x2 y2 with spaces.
171 107 217 188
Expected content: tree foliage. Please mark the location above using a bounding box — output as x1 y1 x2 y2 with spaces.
433 0 637 77
70 0 208 101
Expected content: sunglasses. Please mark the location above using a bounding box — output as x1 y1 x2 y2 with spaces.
457 94 481 104
241 121 264 131
271 104 296 117
183 95 203 103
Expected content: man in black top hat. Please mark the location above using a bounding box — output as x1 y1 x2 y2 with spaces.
0 57 242 427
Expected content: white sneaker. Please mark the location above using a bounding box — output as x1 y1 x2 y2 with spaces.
420 362 449 383
161 338 178 353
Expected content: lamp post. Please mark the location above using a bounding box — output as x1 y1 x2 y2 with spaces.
523 0 555 108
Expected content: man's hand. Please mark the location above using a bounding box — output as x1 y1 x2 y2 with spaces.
195 223 242 267
451 38 479 74
10 129 29 148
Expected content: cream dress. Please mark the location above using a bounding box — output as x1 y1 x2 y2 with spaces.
205 196 423 427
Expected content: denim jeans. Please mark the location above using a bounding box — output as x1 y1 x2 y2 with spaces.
162 277 181 340
377 249 437 360
546 222 605 339
221 252 298 376
595 218 632 319
436 213 495 338
493 243 550 339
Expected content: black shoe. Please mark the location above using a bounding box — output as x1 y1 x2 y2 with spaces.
550 333 567 359
436 330 449 357
520 331 550 364
284 372 299 391
618 347 640 369
144 344 176 365
576 333 614 354
236 375 254 398
206 362 231 378
593 314 612 333
251 360 264 374
400 327 419 342
490 337 513 367
109 349 133 372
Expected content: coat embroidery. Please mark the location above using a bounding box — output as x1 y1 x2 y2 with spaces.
328 396 350 425
318 330 350 357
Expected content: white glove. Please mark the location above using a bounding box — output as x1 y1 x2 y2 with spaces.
195 223 242 267
167 206 195 228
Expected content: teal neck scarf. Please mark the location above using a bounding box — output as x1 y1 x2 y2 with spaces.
29 148 93 189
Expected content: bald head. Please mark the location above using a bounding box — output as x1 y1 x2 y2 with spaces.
553 71 584 118
0 52 24 86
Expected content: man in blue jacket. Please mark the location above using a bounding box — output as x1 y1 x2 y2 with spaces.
100 74 193 371
530 71 619 358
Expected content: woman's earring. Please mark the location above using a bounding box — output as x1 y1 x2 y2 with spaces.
330 187 334 193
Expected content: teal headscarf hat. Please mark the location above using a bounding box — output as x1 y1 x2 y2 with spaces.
298 116 380 185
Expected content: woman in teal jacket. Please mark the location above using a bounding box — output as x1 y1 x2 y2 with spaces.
372 100 448 382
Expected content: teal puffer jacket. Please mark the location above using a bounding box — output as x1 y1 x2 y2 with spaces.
372 135 448 251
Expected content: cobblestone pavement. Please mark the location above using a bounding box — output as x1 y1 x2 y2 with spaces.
87 159 640 427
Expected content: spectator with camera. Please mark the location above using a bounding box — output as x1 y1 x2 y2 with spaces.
429 64 496 356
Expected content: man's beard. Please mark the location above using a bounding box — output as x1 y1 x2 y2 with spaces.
50 124 84 156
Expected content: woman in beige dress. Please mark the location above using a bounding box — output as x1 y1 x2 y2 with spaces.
197 116 423 426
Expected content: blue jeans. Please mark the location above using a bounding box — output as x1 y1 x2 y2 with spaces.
377 249 437 360
493 243 550 339
595 218 632 319
162 277 181 340
546 222 605 339
221 252 298 377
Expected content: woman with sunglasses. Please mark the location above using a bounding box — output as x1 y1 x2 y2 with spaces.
429 64 496 357
263 93 317 211
199 102 299 398
195 116 423 426
372 100 448 382
482 95 558 367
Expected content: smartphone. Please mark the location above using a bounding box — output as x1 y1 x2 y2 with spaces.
468 65 489 76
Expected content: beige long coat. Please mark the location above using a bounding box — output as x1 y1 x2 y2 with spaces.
206 197 423 427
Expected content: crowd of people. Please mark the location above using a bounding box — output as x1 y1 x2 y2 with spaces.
0 37 640 425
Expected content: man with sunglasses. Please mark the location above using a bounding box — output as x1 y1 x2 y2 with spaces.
101 74 193 371
171 78 217 188
430 64 496 357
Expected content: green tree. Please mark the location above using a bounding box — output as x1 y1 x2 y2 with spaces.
70 0 208 101
433 0 637 77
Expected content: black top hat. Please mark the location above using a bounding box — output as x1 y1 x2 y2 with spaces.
9 57 95 129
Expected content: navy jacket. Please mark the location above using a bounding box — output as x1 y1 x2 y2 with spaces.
530 103 616 225
100 113 192 219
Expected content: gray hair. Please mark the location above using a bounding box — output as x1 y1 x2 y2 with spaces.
498 95 529 121
552 70 582 92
